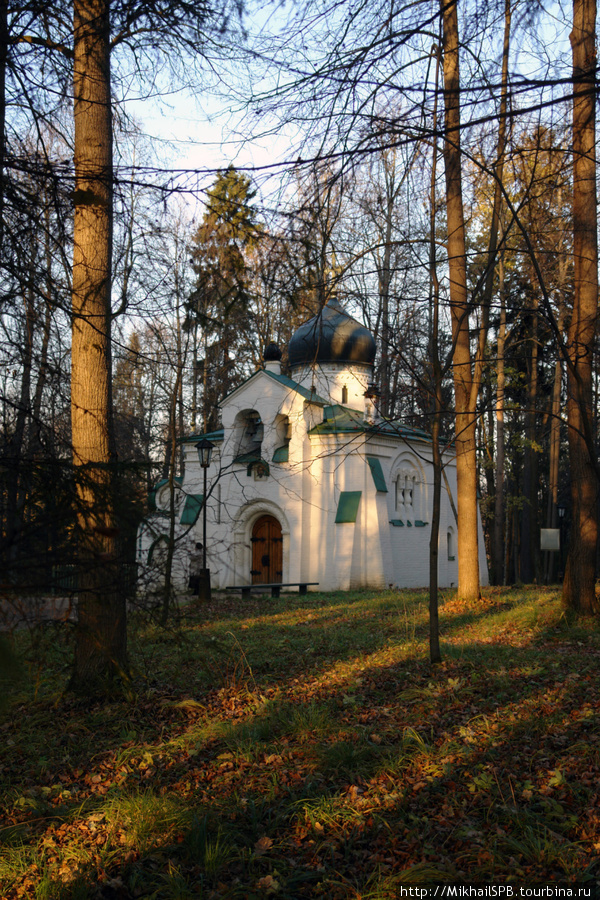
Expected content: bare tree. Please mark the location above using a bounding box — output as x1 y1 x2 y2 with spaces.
562 0 599 614
440 0 481 600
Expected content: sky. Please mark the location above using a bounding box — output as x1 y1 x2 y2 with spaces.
118 0 575 223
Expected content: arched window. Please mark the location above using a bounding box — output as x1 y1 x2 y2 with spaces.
341 385 348 405
395 474 404 510
234 409 263 460
447 529 455 560
272 414 292 463
405 475 413 508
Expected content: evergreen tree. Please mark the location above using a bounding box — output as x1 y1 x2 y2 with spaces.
188 166 263 431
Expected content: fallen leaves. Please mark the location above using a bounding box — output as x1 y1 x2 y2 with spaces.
2 589 600 898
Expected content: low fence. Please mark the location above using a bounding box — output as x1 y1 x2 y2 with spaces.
51 563 138 596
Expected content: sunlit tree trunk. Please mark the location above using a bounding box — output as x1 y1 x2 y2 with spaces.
70 0 127 691
563 0 599 615
440 0 480 600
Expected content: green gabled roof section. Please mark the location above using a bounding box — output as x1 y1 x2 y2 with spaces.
180 494 204 525
335 491 362 523
309 406 449 447
234 451 261 465
262 370 328 404
148 476 183 511
310 405 366 435
272 444 289 463
366 456 387 492
181 429 224 444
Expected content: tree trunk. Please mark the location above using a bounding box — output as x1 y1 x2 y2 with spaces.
520 297 539 583
440 0 480 600
70 0 127 692
428 41 442 665
563 0 599 615
0 0 7 255
492 253 506 584
544 301 565 583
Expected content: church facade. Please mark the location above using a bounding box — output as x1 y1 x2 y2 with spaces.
137 298 489 592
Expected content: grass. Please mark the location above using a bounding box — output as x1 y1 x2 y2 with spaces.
1 585 600 898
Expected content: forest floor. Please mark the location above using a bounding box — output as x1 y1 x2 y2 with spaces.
0 586 599 899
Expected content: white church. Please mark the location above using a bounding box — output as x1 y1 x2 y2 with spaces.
137 297 489 592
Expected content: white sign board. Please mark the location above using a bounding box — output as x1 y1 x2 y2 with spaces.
540 528 560 551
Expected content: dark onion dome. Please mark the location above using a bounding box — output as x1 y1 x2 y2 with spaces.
288 296 376 368
263 341 283 362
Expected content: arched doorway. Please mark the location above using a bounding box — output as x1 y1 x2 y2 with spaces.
251 515 283 584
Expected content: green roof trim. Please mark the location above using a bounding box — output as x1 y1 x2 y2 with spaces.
272 444 289 463
180 494 204 526
389 519 404 527
263 370 328 404
234 452 261 465
148 476 183 511
308 407 452 447
366 456 387 492
415 520 428 527
335 491 362 523
310 405 366 435
181 429 224 444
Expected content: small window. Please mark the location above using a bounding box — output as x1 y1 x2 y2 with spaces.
395 475 404 510
447 530 455 561
341 385 348 404
272 414 291 464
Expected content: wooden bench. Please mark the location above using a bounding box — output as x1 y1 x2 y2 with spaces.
226 582 319 598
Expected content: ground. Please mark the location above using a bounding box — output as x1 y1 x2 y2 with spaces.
0 586 599 898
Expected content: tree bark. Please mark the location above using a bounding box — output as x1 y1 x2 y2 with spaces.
563 0 599 615
492 253 506 584
440 0 480 600
520 296 539 583
428 41 442 664
70 0 127 692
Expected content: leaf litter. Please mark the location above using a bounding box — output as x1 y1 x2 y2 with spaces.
0 586 599 897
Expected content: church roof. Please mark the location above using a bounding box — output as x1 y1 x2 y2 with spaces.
309 405 443 445
288 297 376 369
181 429 225 444
219 367 328 406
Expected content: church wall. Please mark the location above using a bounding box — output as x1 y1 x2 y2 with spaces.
291 363 371 410
140 368 489 594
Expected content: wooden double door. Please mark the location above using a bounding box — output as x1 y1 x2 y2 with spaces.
251 515 283 584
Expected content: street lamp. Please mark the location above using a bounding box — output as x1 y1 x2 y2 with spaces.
195 438 214 600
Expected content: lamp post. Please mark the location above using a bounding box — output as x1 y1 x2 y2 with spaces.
195 438 214 600
557 504 566 582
